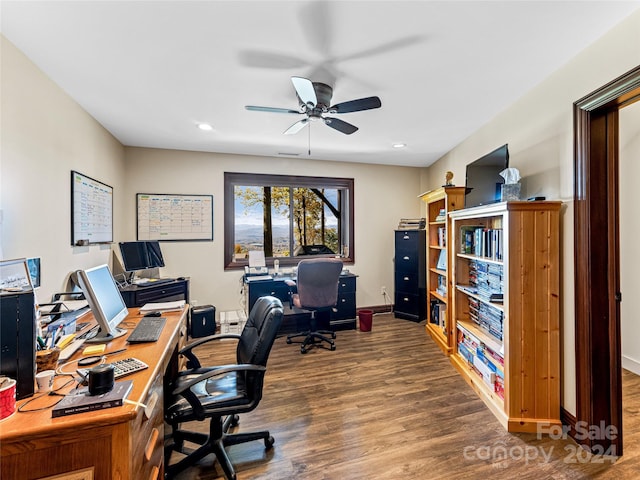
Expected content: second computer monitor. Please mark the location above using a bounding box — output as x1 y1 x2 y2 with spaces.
119 241 165 272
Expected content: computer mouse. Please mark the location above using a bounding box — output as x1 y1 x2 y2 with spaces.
144 311 162 317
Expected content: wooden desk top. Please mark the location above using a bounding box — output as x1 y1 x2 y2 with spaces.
0 306 187 446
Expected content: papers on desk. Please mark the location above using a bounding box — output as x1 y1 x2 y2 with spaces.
139 300 186 313
245 275 272 282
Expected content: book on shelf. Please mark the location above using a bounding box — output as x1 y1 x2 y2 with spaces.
436 249 447 270
52 380 133 417
434 208 446 222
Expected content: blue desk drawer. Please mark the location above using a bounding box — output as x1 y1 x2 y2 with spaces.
332 292 356 320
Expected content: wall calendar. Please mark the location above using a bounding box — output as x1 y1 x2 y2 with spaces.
136 193 213 241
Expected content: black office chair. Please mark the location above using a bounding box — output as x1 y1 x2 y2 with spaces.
285 257 343 354
164 296 284 480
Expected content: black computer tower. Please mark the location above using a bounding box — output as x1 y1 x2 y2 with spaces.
0 290 36 399
190 304 216 338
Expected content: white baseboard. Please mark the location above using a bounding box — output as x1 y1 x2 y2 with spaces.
622 354 640 376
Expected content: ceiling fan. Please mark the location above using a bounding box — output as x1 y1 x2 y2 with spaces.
245 77 381 135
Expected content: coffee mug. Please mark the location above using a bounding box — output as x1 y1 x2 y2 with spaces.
35 370 56 392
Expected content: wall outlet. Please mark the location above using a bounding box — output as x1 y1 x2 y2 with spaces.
381 286 387 296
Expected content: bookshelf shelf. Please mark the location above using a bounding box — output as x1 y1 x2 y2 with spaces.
419 186 466 355
450 201 561 433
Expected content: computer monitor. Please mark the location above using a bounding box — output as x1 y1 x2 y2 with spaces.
76 264 128 343
119 241 165 271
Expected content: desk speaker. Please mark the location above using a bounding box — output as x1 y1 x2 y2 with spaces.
190 305 216 338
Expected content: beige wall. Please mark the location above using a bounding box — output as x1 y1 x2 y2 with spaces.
424 11 640 415
122 147 423 311
1 36 126 302
620 101 640 375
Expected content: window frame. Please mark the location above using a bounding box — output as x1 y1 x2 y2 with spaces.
224 172 354 270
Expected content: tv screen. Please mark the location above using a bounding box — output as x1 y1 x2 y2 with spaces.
465 144 509 208
76 264 128 343
119 241 165 271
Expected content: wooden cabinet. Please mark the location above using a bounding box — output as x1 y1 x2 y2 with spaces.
448 201 561 433
394 230 426 321
420 186 466 354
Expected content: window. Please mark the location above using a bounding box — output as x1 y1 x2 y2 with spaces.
224 172 354 269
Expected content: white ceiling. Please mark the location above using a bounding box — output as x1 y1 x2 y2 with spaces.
2 1 639 167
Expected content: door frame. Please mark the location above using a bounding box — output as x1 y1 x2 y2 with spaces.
573 64 640 456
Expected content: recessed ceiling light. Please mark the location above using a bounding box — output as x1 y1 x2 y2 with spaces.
197 123 213 131
393 143 406 148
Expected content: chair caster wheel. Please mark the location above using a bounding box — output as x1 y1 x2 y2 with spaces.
286 338 292 344
230 414 239 427
331 333 337 339
301 347 308 354
330 345 336 351
265 435 275 449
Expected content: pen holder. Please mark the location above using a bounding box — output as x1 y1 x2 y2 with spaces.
36 348 60 373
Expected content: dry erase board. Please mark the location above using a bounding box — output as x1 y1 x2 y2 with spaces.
136 193 213 241
71 171 113 245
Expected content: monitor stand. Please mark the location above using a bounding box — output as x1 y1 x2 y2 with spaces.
84 327 127 344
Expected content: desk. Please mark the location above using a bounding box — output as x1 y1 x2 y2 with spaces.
0 307 188 480
118 278 189 308
244 273 357 331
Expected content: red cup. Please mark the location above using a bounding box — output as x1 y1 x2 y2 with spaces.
0 378 16 420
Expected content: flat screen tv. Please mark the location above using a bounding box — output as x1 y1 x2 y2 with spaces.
119 241 165 272
76 264 128 343
464 144 509 208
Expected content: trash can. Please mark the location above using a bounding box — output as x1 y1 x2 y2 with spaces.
358 309 373 332
190 304 216 337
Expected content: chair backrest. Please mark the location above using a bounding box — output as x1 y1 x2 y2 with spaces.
294 258 343 309
237 295 284 366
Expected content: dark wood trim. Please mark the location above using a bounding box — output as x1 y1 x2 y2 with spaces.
573 64 640 457
223 172 355 270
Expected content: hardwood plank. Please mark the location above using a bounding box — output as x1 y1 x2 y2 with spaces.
168 315 640 479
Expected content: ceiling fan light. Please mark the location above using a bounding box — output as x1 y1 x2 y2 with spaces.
393 143 406 148
197 123 213 131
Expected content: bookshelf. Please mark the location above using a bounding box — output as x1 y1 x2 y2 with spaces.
449 201 561 433
419 186 466 354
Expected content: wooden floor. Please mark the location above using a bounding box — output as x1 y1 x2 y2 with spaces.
169 314 640 480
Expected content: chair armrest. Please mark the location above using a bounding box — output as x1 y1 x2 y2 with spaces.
172 363 266 395
284 279 296 287
179 333 242 369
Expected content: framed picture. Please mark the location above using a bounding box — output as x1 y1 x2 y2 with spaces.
136 193 213 241
71 171 113 245
0 258 32 291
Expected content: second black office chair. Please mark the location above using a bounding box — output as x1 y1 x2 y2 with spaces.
164 296 283 480
286 257 343 354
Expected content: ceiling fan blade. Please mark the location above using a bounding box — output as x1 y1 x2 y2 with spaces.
291 77 317 106
245 105 301 114
330 96 382 114
324 117 358 135
284 118 309 135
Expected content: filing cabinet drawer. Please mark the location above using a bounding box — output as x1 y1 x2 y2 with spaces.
394 270 422 291
394 292 422 318
395 230 422 256
248 281 289 310
332 291 356 320
337 276 356 293
131 371 164 479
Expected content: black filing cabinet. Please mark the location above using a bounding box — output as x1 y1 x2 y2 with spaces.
331 274 357 330
394 230 426 321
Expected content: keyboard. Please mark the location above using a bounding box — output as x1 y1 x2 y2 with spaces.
127 316 166 343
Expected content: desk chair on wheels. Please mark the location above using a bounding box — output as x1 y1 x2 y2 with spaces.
164 296 283 480
286 257 343 354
